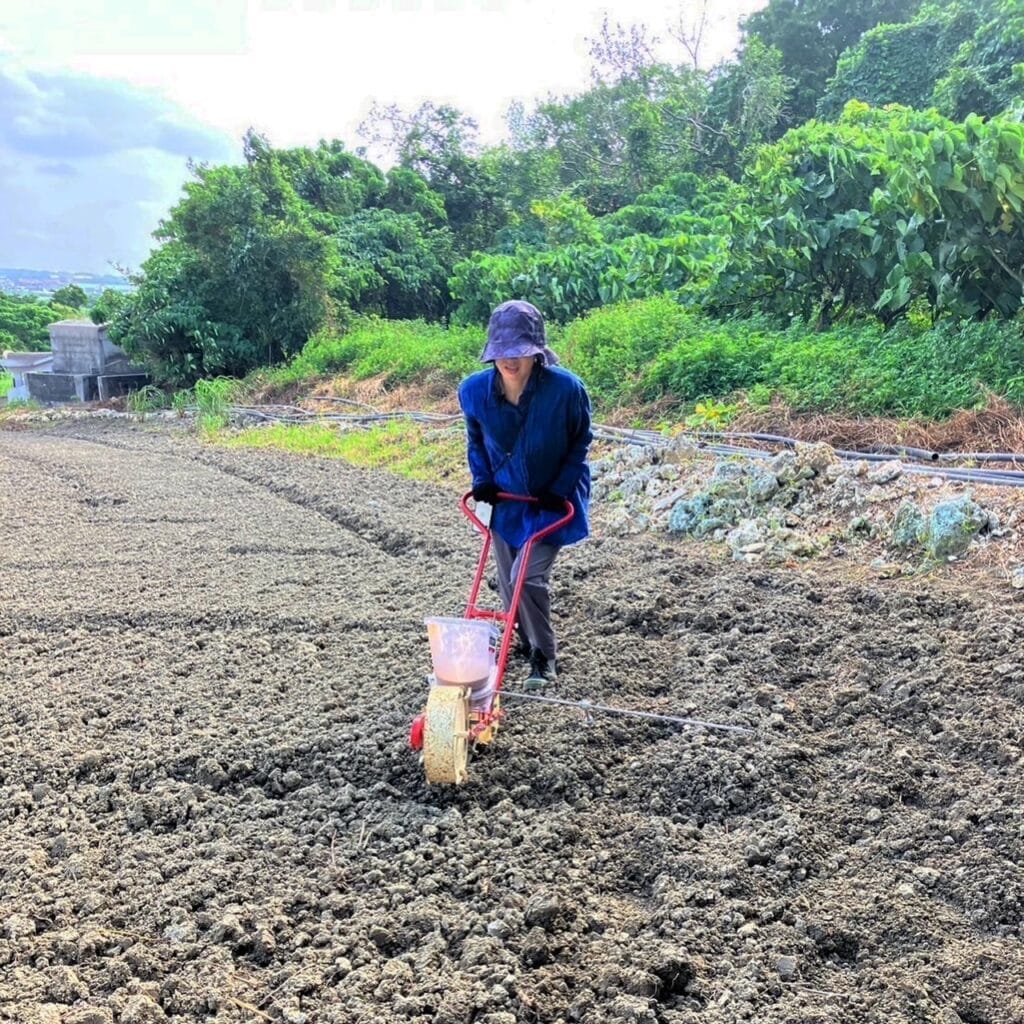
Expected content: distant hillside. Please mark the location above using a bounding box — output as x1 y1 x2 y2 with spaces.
0 268 130 298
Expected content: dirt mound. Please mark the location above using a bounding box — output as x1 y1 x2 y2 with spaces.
1 419 1022 1024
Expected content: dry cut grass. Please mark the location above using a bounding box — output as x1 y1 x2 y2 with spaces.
731 395 1024 455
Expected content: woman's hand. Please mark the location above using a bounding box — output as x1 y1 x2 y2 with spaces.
534 490 566 512
472 482 501 505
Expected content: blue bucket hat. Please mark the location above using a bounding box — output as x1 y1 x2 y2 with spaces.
480 300 559 365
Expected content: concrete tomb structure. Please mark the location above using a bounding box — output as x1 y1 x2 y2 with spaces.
0 321 149 403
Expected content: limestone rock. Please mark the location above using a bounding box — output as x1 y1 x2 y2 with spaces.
707 461 747 499
891 501 925 549
727 520 768 562
667 494 711 535
746 465 780 502
793 441 837 475
923 495 988 559
867 461 903 485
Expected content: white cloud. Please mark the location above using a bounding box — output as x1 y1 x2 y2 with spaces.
0 0 765 272
0 64 235 159
0 61 237 272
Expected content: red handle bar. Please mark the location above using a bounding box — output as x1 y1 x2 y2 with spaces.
459 491 575 540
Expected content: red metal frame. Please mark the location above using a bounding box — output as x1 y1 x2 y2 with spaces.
458 491 574 739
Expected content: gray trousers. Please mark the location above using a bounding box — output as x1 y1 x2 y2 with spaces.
491 534 560 661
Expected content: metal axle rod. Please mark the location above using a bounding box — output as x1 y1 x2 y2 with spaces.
500 691 756 734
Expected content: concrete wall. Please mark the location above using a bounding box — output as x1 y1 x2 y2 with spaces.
98 373 150 400
50 321 109 374
16 322 150 403
27 372 98 403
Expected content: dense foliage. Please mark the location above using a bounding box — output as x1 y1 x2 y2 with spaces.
560 298 1024 416
817 0 1023 121
740 0 924 127
89 288 128 325
727 105 1024 323
109 0 1024 422
0 293 79 351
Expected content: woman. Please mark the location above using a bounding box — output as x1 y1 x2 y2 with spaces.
457 300 592 687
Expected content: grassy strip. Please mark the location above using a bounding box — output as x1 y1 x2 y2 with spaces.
243 300 1024 420
218 420 466 485
0 372 12 398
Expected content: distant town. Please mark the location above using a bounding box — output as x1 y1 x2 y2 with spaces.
0 267 131 299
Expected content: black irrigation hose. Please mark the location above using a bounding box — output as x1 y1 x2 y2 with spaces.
865 444 939 462
898 464 1024 487
701 430 1024 467
936 451 1024 465
596 432 1024 483
701 440 1024 487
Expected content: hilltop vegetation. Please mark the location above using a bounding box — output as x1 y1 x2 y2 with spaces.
104 0 1024 421
0 293 82 351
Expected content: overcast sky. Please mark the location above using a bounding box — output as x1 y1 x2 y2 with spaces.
0 0 763 274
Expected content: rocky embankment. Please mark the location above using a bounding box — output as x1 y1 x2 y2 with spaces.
594 438 1024 589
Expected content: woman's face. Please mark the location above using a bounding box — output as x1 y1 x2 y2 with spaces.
495 356 535 389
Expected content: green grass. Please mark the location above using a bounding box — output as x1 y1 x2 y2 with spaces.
194 377 236 431
126 384 167 416
170 389 193 417
0 398 41 415
252 316 488 392
0 372 12 398
218 420 466 484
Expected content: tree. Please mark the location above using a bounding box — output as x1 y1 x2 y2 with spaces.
334 209 455 320
110 243 243 383
269 136 387 223
512 62 712 214
818 15 959 117
933 0 1024 119
51 284 88 309
381 166 448 224
703 37 791 174
113 145 336 383
741 0 924 128
0 292 68 350
817 1 1005 120
89 288 128 325
359 102 509 254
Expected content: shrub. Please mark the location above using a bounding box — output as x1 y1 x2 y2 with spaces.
560 297 695 403
271 317 485 389
560 297 1024 416
194 377 236 430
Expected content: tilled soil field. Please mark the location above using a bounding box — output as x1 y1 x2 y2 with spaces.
1 420 1022 1024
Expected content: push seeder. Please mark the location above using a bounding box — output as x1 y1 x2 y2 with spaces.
409 492 572 785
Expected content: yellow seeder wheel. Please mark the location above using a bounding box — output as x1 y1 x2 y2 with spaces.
423 686 470 785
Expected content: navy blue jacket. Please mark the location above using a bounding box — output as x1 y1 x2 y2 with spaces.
458 364 592 548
